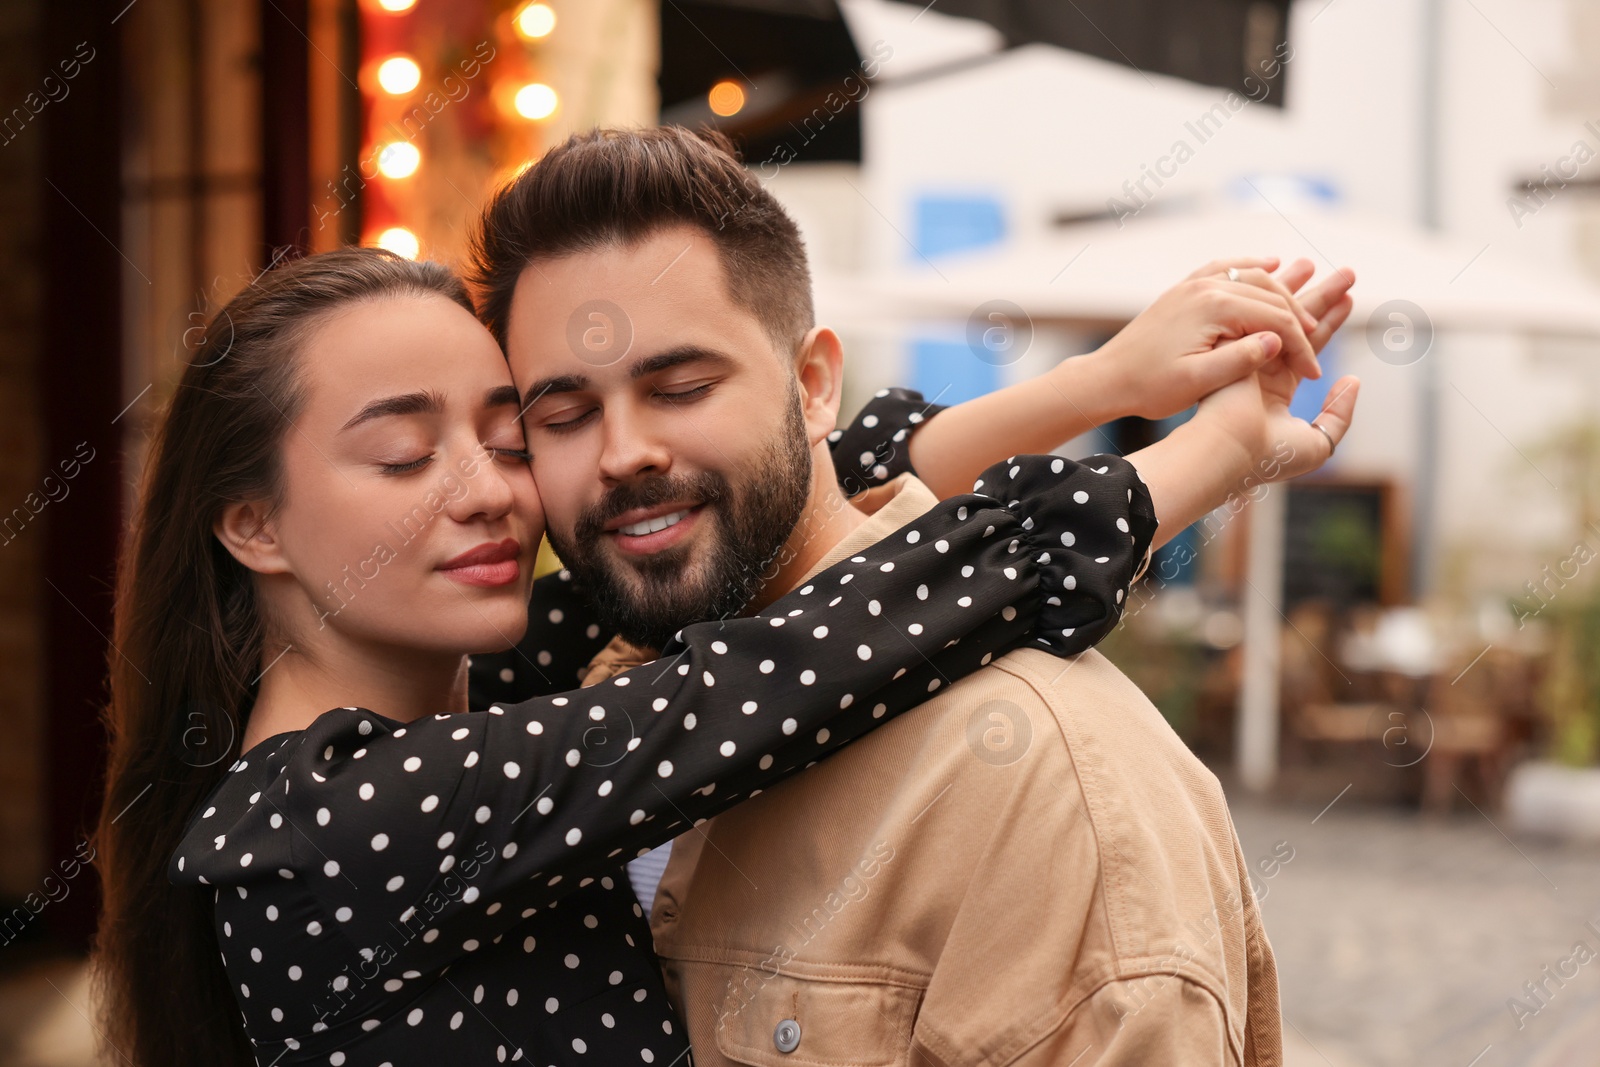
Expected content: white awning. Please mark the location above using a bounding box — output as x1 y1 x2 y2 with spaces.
816 206 1600 339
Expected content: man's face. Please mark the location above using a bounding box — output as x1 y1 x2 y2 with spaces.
503 225 817 648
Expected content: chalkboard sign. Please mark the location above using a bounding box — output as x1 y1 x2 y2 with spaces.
1282 481 1403 607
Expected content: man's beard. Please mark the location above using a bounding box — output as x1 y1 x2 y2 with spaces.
547 394 813 650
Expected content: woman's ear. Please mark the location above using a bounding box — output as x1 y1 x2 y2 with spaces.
793 326 846 446
214 501 291 576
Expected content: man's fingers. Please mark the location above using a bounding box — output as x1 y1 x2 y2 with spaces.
1309 375 1361 455
1184 256 1281 282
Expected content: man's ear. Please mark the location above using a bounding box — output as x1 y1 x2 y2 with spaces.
214 501 292 576
793 326 846 447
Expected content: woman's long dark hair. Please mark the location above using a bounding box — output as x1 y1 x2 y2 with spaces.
92 248 475 1066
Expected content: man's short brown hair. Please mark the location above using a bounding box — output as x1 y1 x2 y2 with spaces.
470 126 815 355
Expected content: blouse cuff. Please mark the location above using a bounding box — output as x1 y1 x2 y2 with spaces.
827 387 948 498
973 453 1158 656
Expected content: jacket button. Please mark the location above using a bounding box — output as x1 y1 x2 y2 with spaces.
773 1019 801 1053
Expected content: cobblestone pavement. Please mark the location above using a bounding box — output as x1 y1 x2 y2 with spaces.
1229 790 1600 1067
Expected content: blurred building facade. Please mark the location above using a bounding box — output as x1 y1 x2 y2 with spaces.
6 0 1600 956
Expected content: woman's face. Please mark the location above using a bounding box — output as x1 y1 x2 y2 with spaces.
264 293 542 655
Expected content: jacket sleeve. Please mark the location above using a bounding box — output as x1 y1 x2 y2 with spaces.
1005 978 1238 1067
468 386 951 706
175 453 1156 970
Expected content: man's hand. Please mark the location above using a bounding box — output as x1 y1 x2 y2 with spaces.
1195 359 1361 485
1125 359 1361 552
904 256 1356 501
1083 256 1355 422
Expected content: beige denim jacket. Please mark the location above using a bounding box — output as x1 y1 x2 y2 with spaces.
582 475 1282 1067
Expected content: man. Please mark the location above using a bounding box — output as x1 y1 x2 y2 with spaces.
472 127 1356 1064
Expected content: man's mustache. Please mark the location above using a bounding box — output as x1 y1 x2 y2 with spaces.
574 472 730 540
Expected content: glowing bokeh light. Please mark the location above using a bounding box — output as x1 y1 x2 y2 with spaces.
376 56 421 95
516 3 557 39
514 83 559 120
708 80 745 117
376 141 421 179
376 227 420 259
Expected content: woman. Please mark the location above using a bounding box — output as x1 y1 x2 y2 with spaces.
91 249 1160 1066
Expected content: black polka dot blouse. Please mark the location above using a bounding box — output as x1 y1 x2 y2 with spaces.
171 389 1158 1065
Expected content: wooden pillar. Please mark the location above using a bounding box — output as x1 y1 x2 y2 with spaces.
39 0 125 949
261 0 311 254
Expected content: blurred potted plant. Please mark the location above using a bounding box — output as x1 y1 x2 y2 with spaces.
1506 420 1600 837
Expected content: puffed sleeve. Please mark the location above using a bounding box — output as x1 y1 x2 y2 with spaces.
175 454 1155 968
469 386 952 705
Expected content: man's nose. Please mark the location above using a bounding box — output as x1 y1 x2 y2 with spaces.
597 408 672 485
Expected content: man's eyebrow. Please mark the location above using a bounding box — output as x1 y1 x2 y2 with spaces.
519 347 735 409
341 390 445 431
630 346 736 379
520 373 590 404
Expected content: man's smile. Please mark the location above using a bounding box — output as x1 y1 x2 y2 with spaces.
605 501 708 555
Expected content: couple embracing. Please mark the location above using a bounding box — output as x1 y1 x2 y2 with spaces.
95 126 1357 1066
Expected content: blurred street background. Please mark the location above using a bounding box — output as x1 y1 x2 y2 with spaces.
5 0 1600 1063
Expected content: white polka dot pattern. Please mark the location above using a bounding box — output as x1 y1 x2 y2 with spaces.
171 414 1155 1063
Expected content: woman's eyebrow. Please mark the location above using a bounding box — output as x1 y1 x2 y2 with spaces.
340 389 445 431
484 384 521 410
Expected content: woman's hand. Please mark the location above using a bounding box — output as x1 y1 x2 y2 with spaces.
902 258 1356 499
1082 257 1355 421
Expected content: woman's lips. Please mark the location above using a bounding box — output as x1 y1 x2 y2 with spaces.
441 560 520 587
438 538 522 588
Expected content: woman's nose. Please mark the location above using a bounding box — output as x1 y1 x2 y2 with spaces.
447 446 518 522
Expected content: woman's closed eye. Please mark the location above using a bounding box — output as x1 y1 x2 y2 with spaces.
379 454 433 475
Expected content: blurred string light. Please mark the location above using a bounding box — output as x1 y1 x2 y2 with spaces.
708 80 745 117
514 83 558 120
376 55 421 95
376 227 420 259
377 141 421 179
376 0 416 11
515 3 556 39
